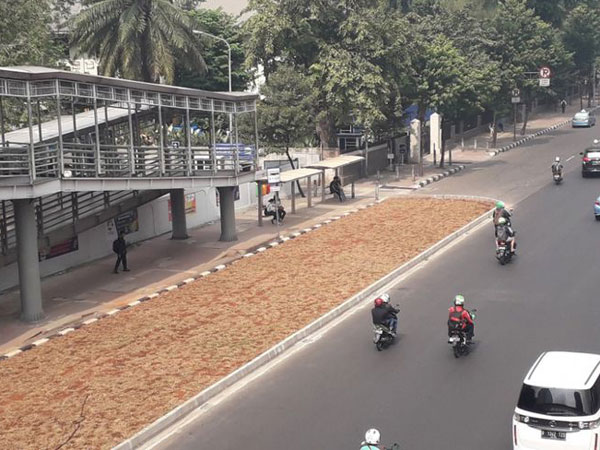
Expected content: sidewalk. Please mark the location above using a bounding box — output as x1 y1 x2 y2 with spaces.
0 102 579 354
424 103 583 165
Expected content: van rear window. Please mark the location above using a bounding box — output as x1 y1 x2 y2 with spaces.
517 384 598 416
586 152 600 158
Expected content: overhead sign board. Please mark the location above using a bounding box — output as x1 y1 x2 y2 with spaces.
267 168 280 184
539 78 550 87
539 66 552 79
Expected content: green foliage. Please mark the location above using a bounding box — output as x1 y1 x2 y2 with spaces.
71 0 206 83
491 0 573 105
175 9 249 91
258 65 315 150
0 0 65 66
563 3 600 74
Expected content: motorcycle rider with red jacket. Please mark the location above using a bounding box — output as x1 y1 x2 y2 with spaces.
447 295 474 342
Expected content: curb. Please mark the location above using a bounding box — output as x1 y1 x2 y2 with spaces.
489 119 570 157
0 201 384 362
112 199 495 450
488 109 600 157
412 164 466 189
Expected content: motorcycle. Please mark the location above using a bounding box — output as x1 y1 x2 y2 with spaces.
495 239 513 265
447 309 476 358
553 172 563 184
373 308 398 351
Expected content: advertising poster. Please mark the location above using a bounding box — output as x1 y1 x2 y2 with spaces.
114 209 139 235
168 193 196 221
39 236 79 261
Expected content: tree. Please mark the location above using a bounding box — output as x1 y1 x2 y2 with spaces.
245 0 410 147
562 3 600 107
71 0 206 83
490 0 572 135
175 8 249 92
259 65 315 195
0 0 65 67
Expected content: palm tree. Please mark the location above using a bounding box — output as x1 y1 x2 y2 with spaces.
71 0 206 84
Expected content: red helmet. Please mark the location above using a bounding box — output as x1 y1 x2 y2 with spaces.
374 298 384 307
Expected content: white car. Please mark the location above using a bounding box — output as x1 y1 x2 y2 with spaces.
513 351 600 449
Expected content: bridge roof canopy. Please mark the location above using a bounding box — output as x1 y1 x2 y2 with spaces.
0 66 258 110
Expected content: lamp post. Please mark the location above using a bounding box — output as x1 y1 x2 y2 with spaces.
193 29 233 145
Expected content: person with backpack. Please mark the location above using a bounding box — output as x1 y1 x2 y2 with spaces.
447 295 474 343
495 217 516 254
112 232 130 273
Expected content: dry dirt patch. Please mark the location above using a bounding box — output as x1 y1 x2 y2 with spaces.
0 197 490 449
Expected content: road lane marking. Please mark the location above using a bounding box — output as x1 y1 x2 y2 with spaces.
566 155 575 162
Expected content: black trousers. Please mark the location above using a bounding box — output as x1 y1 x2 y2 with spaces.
114 252 128 271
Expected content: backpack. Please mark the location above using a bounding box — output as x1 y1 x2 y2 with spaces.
112 239 119 254
496 226 509 242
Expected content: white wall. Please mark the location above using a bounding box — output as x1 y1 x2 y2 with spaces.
0 183 259 292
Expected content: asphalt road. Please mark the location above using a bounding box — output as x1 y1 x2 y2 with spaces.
154 124 600 450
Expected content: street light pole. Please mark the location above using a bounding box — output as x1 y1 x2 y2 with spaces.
193 29 233 144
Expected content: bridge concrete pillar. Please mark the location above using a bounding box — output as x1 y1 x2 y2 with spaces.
170 189 188 240
13 199 44 322
217 186 238 242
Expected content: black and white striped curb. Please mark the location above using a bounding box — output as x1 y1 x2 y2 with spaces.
114 199 496 450
489 109 600 157
411 164 467 189
0 201 384 363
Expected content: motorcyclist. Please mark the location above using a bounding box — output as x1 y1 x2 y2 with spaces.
380 293 399 333
551 156 563 177
492 200 512 231
360 428 381 450
448 295 474 343
371 297 396 335
495 216 516 254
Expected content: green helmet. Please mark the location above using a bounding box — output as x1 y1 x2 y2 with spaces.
454 295 465 306
495 200 505 209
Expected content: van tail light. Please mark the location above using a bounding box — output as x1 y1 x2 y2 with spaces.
514 424 518 446
584 156 591 162
595 201 600 206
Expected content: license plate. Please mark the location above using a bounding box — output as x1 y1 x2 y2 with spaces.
541 430 566 440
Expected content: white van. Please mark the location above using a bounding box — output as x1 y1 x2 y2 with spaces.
513 351 600 449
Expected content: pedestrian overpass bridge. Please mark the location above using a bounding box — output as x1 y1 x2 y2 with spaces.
0 66 259 322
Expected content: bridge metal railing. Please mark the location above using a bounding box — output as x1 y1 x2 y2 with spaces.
0 140 256 181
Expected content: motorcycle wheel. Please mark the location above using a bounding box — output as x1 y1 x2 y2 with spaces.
376 340 384 351
453 345 460 358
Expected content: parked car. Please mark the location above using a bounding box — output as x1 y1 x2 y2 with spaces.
594 196 600 220
581 148 600 177
572 110 596 128
513 351 600 450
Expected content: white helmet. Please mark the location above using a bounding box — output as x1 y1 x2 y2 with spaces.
454 294 465 306
380 293 390 304
364 428 381 445
555 156 560 162
594 139 600 146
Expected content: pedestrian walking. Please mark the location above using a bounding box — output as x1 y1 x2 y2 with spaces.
112 232 130 273
560 99 567 114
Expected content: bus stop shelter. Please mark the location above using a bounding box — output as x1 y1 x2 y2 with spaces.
307 155 365 202
256 167 322 226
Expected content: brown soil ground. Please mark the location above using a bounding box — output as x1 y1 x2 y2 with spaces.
0 197 491 450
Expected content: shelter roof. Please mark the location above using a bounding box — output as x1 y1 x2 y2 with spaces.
307 155 364 170
257 168 322 183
